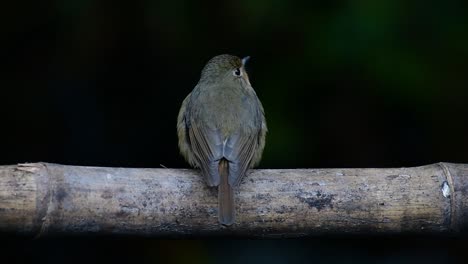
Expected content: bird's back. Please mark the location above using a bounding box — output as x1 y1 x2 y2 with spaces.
192 83 262 136
183 82 265 186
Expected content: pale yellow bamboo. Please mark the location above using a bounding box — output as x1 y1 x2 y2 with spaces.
1 162 467 237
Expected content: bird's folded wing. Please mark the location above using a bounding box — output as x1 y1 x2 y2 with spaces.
223 131 259 186
188 121 223 186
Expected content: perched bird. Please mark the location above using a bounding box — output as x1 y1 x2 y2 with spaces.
177 54 267 225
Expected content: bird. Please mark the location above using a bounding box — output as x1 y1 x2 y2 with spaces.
177 54 267 225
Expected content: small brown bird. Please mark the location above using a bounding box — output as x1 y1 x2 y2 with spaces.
177 54 267 225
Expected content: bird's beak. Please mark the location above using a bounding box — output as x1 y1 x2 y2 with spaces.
242 56 250 66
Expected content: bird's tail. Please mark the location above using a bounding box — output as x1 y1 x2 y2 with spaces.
218 158 235 225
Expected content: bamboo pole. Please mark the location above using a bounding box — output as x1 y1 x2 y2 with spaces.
0 162 467 237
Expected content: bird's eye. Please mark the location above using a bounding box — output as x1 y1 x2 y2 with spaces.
233 68 242 77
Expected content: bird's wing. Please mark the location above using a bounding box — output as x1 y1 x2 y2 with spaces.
187 120 224 186
177 95 196 166
223 131 260 186
224 95 266 187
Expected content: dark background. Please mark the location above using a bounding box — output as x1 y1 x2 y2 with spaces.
1 0 468 263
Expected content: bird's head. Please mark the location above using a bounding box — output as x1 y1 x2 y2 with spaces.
199 54 251 87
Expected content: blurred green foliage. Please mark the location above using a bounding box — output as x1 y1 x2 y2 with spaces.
3 0 468 167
